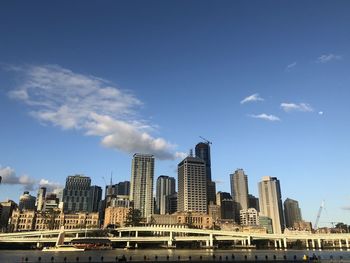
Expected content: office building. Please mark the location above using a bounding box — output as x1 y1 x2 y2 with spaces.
0 200 18 231
43 193 59 212
195 142 216 204
258 176 284 234
284 198 302 228
155 175 176 214
216 192 235 220
166 193 177 214
178 156 207 213
89 185 102 213
130 154 155 219
63 175 91 213
259 216 273 234
240 208 259 226
19 191 36 211
36 187 47 212
248 194 260 212
230 169 249 221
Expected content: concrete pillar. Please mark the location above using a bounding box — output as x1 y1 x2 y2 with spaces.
278 239 282 250
306 239 309 250
119 231 122 237
311 239 315 250
247 236 251 246
76 233 79 238
209 233 213 247
206 240 210 247
283 238 287 250
339 239 342 250
332 240 335 249
274 239 278 249
345 238 349 250
135 231 138 237
126 241 130 248
242 239 246 246
318 239 322 251
168 231 173 247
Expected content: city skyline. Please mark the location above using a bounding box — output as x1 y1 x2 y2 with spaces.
0 0 350 226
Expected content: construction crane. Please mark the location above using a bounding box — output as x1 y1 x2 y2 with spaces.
314 200 325 230
199 136 212 145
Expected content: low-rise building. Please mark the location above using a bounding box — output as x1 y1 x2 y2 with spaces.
10 210 36 232
151 212 213 229
240 208 259 226
104 207 131 228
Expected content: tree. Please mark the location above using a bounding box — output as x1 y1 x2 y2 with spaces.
124 208 142 226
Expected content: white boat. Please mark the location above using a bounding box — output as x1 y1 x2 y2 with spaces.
42 245 85 252
42 226 85 252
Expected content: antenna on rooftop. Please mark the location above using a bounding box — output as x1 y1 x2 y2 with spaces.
189 149 193 157
199 136 212 145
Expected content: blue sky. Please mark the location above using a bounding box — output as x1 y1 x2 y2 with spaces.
0 1 350 225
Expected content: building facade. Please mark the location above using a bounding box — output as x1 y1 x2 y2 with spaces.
195 142 216 205
130 154 155 219
177 156 207 213
284 198 302 228
216 192 235 220
89 185 102 213
36 187 47 212
19 191 36 211
230 169 249 222
240 208 259 226
155 175 176 214
258 176 285 234
63 175 91 213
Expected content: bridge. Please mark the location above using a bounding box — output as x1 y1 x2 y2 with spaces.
1 226 350 250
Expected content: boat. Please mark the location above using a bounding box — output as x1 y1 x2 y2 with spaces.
42 226 85 252
42 245 85 252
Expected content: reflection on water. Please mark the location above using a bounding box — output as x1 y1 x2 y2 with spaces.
0 249 349 263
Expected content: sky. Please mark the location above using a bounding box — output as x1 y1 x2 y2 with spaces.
0 0 350 226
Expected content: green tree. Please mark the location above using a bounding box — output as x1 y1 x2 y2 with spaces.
124 208 142 226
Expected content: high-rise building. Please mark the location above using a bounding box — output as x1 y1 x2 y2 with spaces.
177 156 207 213
36 187 47 212
43 193 59 212
19 191 36 211
116 181 130 196
284 198 302 228
156 175 176 214
195 142 216 204
230 169 249 221
166 193 177 214
130 154 155 219
248 194 260 212
89 185 102 213
216 192 235 220
258 176 285 234
63 175 91 213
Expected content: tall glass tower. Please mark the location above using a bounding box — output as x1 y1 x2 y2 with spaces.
130 153 155 219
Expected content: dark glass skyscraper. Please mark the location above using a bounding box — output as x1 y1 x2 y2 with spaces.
155 175 176 214
89 185 102 212
63 175 91 213
195 142 216 204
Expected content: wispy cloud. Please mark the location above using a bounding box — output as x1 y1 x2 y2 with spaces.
7 64 185 160
240 93 264 104
285 62 297 71
317 54 342 63
341 206 350 211
281 102 313 113
249 113 280 122
0 165 60 191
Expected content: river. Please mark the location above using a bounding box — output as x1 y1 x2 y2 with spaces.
0 249 349 263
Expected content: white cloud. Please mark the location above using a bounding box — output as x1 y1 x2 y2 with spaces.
0 166 39 191
285 62 297 71
317 54 342 63
7 64 185 160
341 206 350 211
38 179 62 192
281 102 314 112
249 113 280 122
318 111 324 115
240 93 264 104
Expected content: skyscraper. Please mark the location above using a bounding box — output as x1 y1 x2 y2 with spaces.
195 141 216 204
130 154 155 219
284 198 302 228
177 156 207 213
63 175 91 213
216 192 235 220
36 187 47 212
258 176 285 234
155 175 176 214
89 185 102 213
230 169 249 221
